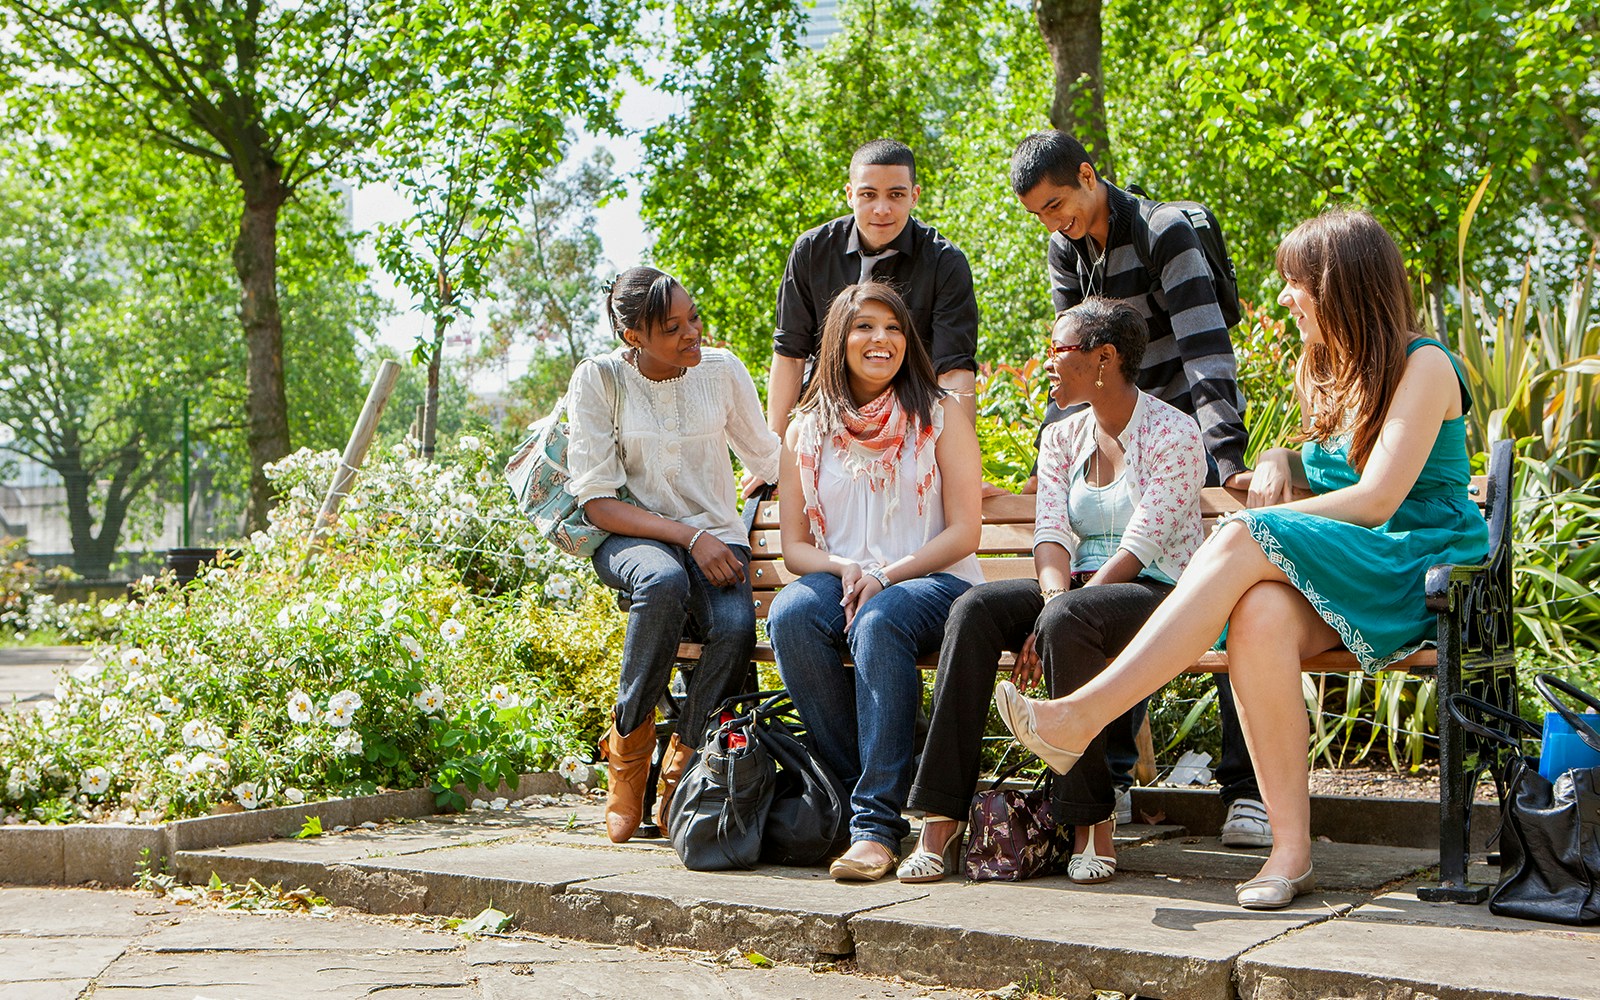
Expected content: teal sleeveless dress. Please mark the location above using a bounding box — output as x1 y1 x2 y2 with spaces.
1226 339 1490 673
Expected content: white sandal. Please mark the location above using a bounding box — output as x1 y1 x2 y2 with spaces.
897 819 967 883
1067 817 1117 884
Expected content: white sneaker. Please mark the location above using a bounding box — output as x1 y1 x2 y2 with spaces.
1115 786 1132 826
1220 797 1274 847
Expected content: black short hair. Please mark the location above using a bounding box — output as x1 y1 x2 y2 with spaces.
1010 130 1094 197
604 266 681 341
850 139 917 185
1055 296 1146 382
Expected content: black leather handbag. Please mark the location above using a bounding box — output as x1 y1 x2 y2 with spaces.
666 692 849 870
667 700 775 871
1446 675 1600 926
755 698 850 866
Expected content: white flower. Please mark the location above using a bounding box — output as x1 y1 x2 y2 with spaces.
474 467 494 488
286 690 314 724
5 767 30 798
322 600 344 619
487 684 512 709
457 434 482 452
80 767 111 796
154 694 181 714
163 752 189 775
557 756 590 784
455 492 479 512
181 719 225 749
380 595 401 621
275 606 294 629
413 685 445 716
232 782 262 810
128 714 167 740
72 660 103 682
205 566 228 583
283 787 305 804
439 619 466 644
515 531 538 553
545 574 574 601
121 647 149 669
325 689 361 728
333 729 364 757
99 696 124 722
186 752 227 777
398 634 424 661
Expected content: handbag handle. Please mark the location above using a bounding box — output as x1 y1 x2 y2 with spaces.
1444 692 1540 751
1534 673 1600 754
987 754 1048 791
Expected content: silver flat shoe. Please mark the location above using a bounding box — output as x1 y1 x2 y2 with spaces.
993 681 1083 775
1235 864 1315 910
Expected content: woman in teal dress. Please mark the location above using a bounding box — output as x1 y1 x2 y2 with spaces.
991 209 1489 910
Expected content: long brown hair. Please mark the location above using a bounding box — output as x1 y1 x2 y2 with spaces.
1276 210 1416 469
794 281 942 429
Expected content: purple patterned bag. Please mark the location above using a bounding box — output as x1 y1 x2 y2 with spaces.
963 761 1071 882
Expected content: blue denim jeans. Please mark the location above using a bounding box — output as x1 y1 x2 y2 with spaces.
591 534 755 747
768 571 972 853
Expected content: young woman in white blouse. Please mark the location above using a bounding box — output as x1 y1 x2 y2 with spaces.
768 281 983 882
899 298 1205 884
566 266 781 844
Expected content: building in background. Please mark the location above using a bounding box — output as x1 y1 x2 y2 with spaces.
802 0 843 48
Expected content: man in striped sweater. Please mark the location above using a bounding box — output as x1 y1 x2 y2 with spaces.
1008 129 1271 849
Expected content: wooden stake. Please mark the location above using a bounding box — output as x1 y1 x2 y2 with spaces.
303 359 402 564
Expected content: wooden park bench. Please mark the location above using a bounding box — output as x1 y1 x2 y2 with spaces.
670 439 1517 902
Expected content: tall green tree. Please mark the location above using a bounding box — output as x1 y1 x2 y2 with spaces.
641 0 1055 368
0 0 392 529
486 146 619 367
369 0 633 459
0 141 231 576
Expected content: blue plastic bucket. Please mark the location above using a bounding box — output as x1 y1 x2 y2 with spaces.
1538 710 1600 782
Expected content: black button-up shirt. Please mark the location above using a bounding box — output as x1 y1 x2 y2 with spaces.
773 215 979 375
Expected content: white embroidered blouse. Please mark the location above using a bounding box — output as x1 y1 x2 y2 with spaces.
565 347 781 548
1034 390 1206 583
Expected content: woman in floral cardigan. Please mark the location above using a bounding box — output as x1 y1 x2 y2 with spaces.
900 297 1205 884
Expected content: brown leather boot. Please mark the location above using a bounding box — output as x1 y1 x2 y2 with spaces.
599 717 655 843
652 732 695 831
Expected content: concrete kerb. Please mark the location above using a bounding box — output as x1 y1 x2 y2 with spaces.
0 772 568 888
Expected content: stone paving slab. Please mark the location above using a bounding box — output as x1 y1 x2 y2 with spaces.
0 936 129 981
1237 892 1600 1000
93 949 471 997
850 872 1360 1000
6 981 92 1000
1117 835 1439 890
475 953 980 999
141 910 462 953
0 886 175 937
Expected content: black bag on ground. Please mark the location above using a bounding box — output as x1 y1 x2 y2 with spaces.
666 691 849 870
755 697 850 866
1445 676 1600 926
667 702 775 871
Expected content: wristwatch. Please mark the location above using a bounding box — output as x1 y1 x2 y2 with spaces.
864 566 893 590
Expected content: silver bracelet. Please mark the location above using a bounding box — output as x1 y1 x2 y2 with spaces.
686 528 709 552
865 566 893 589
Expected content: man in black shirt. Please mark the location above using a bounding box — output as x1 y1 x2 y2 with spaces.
763 139 980 440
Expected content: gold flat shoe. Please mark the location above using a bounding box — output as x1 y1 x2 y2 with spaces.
829 850 896 882
1236 864 1316 910
993 681 1084 775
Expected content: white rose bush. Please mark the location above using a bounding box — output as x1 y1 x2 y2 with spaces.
0 438 628 824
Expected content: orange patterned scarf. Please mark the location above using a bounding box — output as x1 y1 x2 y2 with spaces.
795 389 938 550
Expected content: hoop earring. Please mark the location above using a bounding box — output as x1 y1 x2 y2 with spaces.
1095 359 1105 389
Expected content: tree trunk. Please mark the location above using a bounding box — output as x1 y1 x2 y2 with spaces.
422 273 454 461
232 160 292 532
57 444 113 579
1034 0 1114 182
